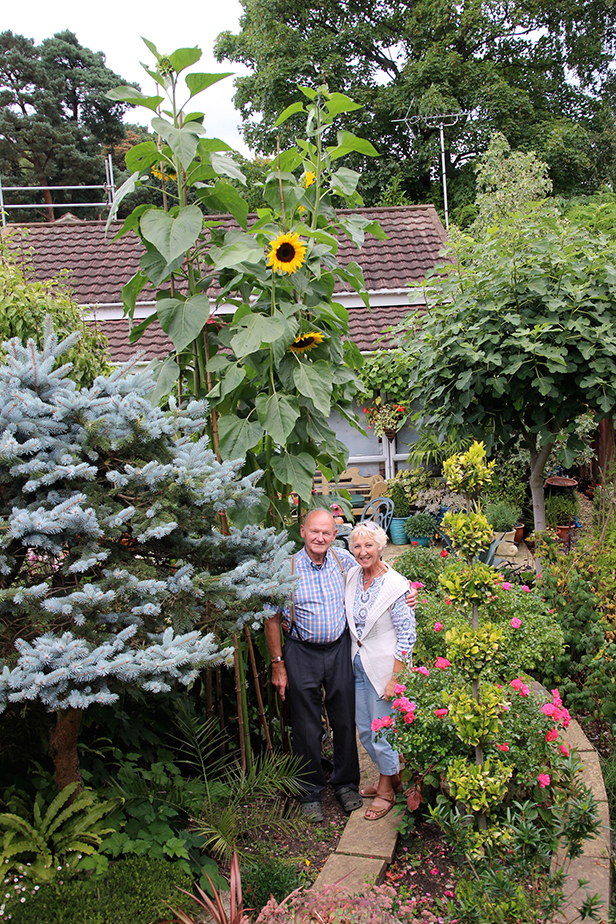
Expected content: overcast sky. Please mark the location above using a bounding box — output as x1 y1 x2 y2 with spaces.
3 0 252 155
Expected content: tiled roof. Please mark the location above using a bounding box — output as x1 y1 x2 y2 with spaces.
92 302 421 362
6 206 446 357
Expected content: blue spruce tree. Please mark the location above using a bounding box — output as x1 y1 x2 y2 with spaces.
0 322 294 790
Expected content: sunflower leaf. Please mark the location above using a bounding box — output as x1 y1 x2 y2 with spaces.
293 361 332 416
255 393 300 444
140 206 203 264
270 452 316 501
231 314 285 358
274 101 305 127
217 416 265 460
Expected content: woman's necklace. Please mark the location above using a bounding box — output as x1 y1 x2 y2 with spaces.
362 563 386 589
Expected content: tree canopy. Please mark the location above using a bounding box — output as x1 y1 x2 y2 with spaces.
401 203 616 530
0 30 136 222
215 0 616 211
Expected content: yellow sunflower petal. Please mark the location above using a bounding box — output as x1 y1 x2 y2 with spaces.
267 231 307 275
303 170 316 188
288 331 325 353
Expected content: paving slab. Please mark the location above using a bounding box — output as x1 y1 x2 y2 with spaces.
312 853 388 892
559 855 610 923
336 801 399 861
563 719 598 754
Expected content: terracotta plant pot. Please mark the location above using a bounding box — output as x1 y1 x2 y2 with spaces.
513 524 524 545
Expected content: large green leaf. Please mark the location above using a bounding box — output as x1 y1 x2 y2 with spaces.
271 452 316 502
209 153 246 183
255 393 300 444
325 93 363 117
218 416 265 460
330 167 360 196
147 358 180 406
329 131 379 160
151 118 205 166
185 72 232 97
231 314 285 357
140 206 203 264
274 101 305 127
210 232 264 272
218 363 246 399
169 47 202 74
121 272 148 319
105 86 163 111
196 181 248 230
125 141 161 175
156 293 210 353
293 361 332 416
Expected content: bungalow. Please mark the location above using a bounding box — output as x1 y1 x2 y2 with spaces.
6 205 448 480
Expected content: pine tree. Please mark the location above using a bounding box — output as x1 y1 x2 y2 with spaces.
0 323 294 790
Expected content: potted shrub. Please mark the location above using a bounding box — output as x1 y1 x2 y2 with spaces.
545 492 580 539
485 500 522 557
388 481 411 544
404 512 439 546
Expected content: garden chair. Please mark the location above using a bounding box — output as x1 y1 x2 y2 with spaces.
360 497 395 533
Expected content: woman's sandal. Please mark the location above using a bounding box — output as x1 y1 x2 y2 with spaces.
364 792 395 821
360 780 403 798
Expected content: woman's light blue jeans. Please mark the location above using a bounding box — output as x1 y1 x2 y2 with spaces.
354 653 399 776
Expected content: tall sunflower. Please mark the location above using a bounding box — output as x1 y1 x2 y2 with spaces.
267 231 307 275
288 331 325 353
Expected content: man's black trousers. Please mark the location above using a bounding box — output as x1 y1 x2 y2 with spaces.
284 630 360 802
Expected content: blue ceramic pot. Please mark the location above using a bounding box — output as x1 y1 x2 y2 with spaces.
407 536 430 547
389 517 408 545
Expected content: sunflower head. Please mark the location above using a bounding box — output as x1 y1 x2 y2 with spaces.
267 231 307 275
288 331 325 353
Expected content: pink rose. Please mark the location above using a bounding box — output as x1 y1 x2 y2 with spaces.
414 666 430 676
511 617 522 629
403 712 415 724
445 599 452 605
522 585 531 592
381 715 393 728
440 550 448 558
434 708 448 717
560 743 570 756
434 622 444 632
520 684 529 697
395 683 407 694
542 703 556 717
371 718 382 732
501 582 512 590
422 598 427 604
538 773 551 788
435 657 452 669
495 742 509 752
551 689 562 707
510 678 524 691
545 728 558 742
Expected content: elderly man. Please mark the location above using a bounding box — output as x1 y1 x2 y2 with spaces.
265 508 417 823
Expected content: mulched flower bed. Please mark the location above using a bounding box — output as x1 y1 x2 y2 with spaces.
385 816 457 924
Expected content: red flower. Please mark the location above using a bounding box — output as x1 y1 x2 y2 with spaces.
545 727 558 743
440 550 448 558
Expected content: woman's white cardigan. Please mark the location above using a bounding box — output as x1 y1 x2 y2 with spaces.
345 565 410 698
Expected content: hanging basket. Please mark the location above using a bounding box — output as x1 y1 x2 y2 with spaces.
383 427 398 442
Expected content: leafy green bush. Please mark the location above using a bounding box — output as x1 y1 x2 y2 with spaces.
241 857 302 909
5 856 194 924
393 546 456 591
404 512 438 539
413 583 564 676
484 500 521 532
358 349 415 404
544 492 579 527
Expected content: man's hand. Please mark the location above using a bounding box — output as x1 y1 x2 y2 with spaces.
406 581 418 608
271 661 288 701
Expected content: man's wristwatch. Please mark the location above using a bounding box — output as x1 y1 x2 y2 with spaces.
272 656 284 664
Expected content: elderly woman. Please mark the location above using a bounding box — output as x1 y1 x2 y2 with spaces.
345 521 416 820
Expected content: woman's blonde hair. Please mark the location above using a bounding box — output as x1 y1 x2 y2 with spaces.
348 522 388 554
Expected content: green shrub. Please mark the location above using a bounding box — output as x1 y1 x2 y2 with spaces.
404 512 438 539
484 500 521 532
6 856 194 924
413 583 564 677
393 546 454 591
241 857 302 909
544 492 579 527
